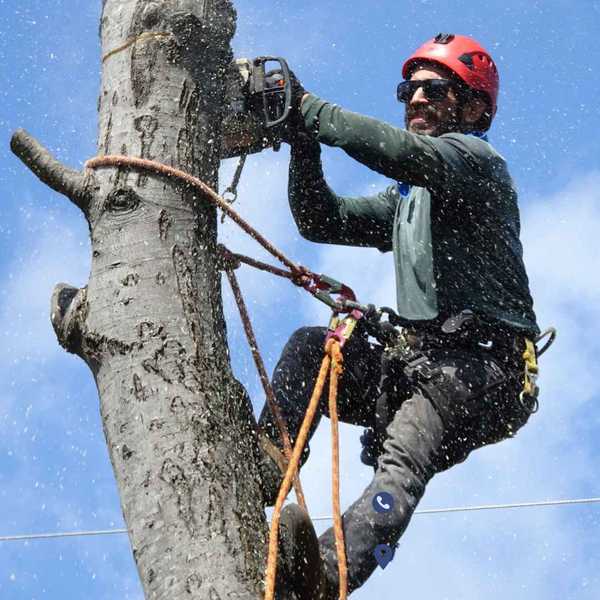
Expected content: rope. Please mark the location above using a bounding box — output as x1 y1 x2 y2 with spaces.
218 246 296 282
85 156 305 277
264 339 347 600
224 266 307 511
102 32 172 64
327 339 348 599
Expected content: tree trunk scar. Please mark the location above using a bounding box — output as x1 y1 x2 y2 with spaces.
172 245 203 355
142 470 152 488
186 573 203 594
177 81 200 171
149 418 164 431
131 43 158 108
158 209 172 240
103 112 113 155
141 339 202 392
86 333 141 358
179 79 192 111
137 321 165 340
160 458 198 537
133 373 150 402
142 354 173 384
134 114 159 185
122 444 134 460
209 588 222 600
122 273 140 286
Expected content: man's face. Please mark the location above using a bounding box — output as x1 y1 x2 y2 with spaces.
404 65 462 136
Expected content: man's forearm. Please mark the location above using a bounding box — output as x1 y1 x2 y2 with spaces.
288 136 343 243
300 94 450 188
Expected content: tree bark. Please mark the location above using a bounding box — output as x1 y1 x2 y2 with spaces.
11 1 272 598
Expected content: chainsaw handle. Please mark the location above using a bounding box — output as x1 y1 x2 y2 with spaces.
254 56 293 128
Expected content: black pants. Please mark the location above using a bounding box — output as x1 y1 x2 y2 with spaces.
258 325 532 593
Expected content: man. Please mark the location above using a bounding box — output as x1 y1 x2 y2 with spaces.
257 33 540 598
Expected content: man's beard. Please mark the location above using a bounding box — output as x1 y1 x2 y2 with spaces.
405 107 462 136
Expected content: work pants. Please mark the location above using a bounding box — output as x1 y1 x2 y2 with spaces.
258 325 533 593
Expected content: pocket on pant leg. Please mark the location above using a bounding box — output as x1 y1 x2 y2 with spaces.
409 350 508 428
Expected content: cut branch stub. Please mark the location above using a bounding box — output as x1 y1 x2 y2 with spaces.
10 129 92 214
51 284 88 358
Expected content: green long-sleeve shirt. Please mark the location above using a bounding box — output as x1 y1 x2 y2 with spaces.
289 94 539 336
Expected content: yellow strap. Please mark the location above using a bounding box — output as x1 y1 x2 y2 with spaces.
522 338 539 397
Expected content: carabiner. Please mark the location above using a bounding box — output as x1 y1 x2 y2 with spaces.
303 273 357 311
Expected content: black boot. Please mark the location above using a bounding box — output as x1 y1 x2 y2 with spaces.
278 504 335 600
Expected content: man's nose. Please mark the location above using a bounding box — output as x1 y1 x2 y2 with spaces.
409 85 428 104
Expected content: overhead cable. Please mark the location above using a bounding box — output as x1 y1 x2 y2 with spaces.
2 496 600 543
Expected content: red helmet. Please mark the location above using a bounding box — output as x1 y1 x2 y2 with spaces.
402 33 499 128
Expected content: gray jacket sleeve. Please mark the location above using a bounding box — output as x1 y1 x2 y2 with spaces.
288 135 398 251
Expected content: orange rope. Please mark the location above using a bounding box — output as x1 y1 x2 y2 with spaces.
264 351 330 600
224 267 307 511
264 339 347 600
328 340 348 600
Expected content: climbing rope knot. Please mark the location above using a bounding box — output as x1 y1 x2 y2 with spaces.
216 244 241 271
290 264 312 288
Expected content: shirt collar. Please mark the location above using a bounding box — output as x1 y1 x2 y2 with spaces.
467 130 489 142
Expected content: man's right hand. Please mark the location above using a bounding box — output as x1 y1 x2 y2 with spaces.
277 68 311 144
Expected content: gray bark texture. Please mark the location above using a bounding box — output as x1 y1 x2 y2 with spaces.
11 1 275 598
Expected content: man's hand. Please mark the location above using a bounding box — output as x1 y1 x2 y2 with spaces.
288 69 307 112
270 68 311 144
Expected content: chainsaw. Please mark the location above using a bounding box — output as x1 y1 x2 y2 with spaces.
221 56 293 159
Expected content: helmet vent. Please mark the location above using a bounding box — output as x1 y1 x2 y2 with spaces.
434 33 455 44
458 52 475 70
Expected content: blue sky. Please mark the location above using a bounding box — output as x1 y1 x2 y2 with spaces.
1 1 600 599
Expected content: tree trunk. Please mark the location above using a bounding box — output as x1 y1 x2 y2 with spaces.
11 1 271 598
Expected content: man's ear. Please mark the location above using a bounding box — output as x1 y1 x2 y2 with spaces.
462 97 488 127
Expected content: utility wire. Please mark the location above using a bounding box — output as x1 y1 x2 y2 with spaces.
314 496 600 521
2 497 600 543
0 528 127 543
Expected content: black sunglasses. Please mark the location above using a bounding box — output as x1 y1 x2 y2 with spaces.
396 79 456 103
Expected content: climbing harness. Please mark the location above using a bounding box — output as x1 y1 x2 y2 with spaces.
85 154 352 600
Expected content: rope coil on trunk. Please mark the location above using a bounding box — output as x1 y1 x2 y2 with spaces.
102 32 172 63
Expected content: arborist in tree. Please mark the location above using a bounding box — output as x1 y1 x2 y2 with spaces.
256 33 541 598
